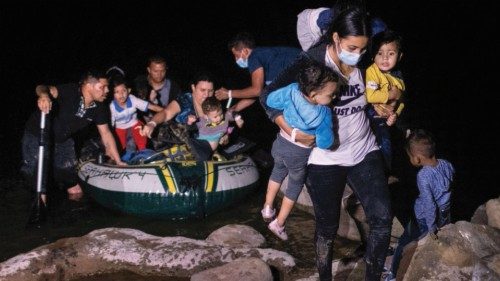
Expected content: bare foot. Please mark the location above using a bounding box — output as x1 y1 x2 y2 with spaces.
68 192 83 202
67 184 82 194
67 184 83 201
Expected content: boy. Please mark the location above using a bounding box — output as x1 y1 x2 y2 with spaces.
406 129 455 235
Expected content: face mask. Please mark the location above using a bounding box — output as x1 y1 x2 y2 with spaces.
236 57 248 68
336 40 362 66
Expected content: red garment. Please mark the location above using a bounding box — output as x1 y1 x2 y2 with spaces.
115 121 147 151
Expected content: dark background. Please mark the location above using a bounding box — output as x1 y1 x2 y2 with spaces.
1 0 498 220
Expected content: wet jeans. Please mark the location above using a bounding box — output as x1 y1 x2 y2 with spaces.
306 150 392 281
389 218 421 277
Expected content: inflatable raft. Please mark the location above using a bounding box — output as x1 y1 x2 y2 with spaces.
77 145 260 219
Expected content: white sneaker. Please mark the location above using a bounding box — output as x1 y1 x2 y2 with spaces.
268 218 288 241
383 271 395 281
261 205 275 222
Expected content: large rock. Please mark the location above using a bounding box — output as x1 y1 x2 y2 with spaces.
206 224 265 248
0 226 295 281
486 198 500 229
401 221 500 280
191 257 272 281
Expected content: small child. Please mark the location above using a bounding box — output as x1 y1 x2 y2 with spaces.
109 75 163 155
385 129 455 280
365 29 405 171
407 129 454 235
197 96 244 152
262 59 338 240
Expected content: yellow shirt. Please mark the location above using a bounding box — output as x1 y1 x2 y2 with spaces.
365 63 405 115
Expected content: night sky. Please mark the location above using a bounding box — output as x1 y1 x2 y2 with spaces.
1 1 498 218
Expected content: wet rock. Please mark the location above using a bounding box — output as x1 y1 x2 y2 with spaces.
401 221 500 280
471 204 488 225
0 226 295 281
206 224 265 248
191 257 272 281
486 198 500 229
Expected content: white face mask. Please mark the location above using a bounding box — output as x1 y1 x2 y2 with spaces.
336 40 362 66
236 57 248 68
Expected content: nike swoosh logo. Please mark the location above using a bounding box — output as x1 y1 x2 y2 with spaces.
335 94 363 107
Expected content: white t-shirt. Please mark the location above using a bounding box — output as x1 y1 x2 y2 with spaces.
308 47 379 166
110 94 149 129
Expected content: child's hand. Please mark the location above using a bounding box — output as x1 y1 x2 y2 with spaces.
373 104 393 118
386 113 397 126
187 115 198 125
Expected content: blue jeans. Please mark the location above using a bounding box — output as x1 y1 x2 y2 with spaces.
366 105 392 171
389 218 421 277
306 150 392 281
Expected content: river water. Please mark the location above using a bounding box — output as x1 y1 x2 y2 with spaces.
0 158 323 274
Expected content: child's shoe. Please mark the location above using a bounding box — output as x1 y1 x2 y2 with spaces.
383 271 395 281
268 218 288 241
261 205 275 222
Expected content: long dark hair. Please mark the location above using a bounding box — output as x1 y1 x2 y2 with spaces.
319 7 371 45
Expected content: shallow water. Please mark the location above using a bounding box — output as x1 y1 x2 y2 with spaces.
0 166 323 275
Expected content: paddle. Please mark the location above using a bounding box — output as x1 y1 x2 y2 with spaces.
27 111 48 228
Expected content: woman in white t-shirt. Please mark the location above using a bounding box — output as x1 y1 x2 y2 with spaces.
260 7 395 281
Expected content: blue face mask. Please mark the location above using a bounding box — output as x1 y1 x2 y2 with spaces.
336 40 362 66
236 57 248 68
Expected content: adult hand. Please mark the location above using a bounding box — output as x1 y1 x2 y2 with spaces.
149 89 158 103
295 130 315 147
37 95 52 114
215 87 229 100
388 86 402 101
140 122 156 138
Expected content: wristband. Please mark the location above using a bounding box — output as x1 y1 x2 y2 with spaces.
147 121 157 128
228 90 232 99
291 128 298 142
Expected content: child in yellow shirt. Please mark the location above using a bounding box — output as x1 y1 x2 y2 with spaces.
365 29 405 171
